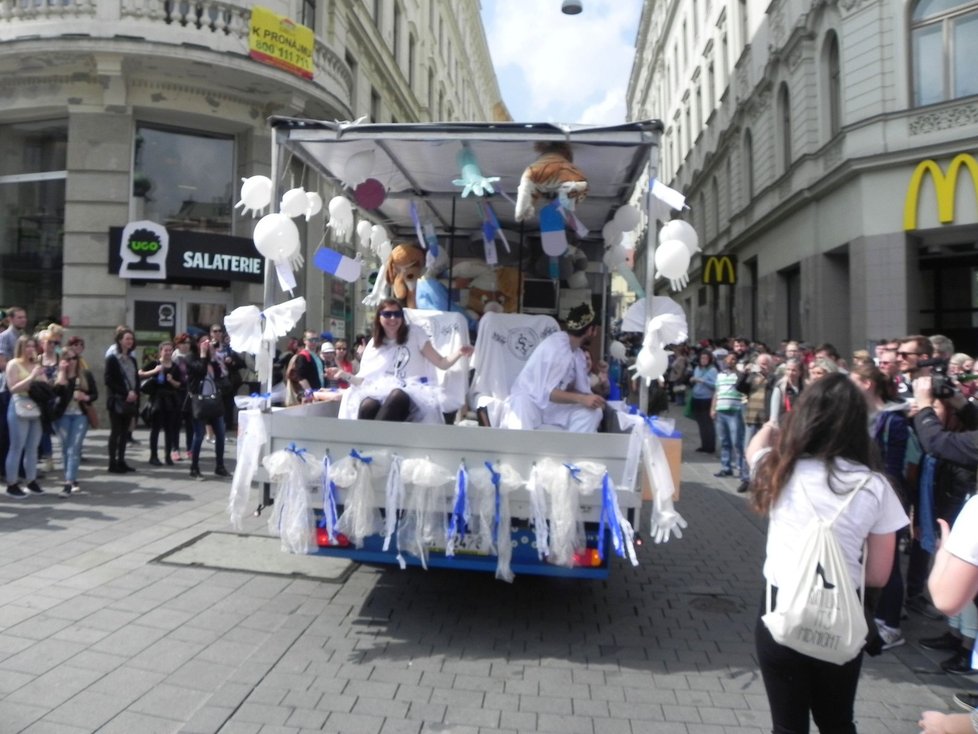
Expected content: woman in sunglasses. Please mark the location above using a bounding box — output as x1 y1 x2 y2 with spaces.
332 299 472 423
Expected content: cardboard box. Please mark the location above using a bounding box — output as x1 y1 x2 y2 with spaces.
641 436 682 502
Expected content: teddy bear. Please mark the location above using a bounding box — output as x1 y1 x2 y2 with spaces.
385 244 427 309
514 142 589 222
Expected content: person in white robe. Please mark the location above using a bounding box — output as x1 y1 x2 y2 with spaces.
500 302 605 432
332 299 473 423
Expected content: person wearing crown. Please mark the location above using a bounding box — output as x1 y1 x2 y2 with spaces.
500 302 606 432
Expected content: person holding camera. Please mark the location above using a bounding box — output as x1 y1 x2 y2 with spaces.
913 375 978 678
186 337 229 480
53 343 97 495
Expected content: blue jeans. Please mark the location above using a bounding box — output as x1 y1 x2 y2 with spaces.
191 416 225 470
6 399 42 484
55 413 88 483
715 410 746 479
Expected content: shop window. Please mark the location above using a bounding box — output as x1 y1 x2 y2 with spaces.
0 119 67 319
911 0 978 106
133 125 234 235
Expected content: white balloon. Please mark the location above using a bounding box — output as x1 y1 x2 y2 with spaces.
326 196 354 239
613 204 641 231
633 345 670 384
280 187 308 218
304 192 323 220
659 219 699 254
236 175 272 217
602 221 622 247
654 239 691 280
253 213 300 261
609 340 627 362
344 149 375 187
619 230 638 250
356 220 373 250
602 244 628 270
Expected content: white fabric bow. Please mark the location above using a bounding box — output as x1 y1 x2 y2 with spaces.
224 297 306 386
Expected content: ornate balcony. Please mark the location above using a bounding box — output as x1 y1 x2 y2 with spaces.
0 0 351 108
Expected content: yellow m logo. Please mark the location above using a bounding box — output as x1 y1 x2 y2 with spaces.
702 255 736 285
904 154 978 231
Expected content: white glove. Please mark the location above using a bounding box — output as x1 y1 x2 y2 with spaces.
649 508 688 544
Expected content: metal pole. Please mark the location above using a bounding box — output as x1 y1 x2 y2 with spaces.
262 126 280 405
639 158 656 412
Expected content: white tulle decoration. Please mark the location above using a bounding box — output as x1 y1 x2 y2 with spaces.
263 447 322 554
528 458 605 568
397 457 455 569
332 451 390 547
468 463 525 582
228 406 268 530
326 196 354 239
223 297 306 387
235 175 272 218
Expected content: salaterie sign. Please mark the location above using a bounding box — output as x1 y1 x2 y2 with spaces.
108 223 265 284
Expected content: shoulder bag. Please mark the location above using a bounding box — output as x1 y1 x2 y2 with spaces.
12 394 40 419
191 375 224 421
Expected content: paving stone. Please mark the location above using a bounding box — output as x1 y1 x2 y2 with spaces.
97 711 183 733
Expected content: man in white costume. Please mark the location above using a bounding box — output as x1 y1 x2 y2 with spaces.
501 302 606 432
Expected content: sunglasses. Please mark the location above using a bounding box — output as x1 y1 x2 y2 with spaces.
896 351 921 358
380 311 403 319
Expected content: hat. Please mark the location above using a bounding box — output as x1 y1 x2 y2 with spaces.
320 341 336 353
565 302 596 331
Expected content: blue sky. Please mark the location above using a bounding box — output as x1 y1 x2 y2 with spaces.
480 0 644 125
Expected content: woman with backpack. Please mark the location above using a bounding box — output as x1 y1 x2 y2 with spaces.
769 357 803 424
747 373 908 734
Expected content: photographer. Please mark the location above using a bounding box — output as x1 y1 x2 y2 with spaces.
912 375 978 678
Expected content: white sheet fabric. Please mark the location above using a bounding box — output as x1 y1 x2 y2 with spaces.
499 331 601 432
403 308 470 412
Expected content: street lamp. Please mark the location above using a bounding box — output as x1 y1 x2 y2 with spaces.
562 0 582 14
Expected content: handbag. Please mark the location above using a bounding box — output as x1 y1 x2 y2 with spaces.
81 402 99 429
682 389 694 419
109 394 138 418
13 395 40 419
191 375 224 421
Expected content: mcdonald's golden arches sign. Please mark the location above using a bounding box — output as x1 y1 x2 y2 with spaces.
702 255 737 285
904 153 978 231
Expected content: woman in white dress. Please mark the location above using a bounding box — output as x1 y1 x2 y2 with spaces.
332 299 472 423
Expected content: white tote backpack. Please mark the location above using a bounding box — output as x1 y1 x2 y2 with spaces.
762 476 871 665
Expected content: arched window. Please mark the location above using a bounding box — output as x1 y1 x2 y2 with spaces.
911 0 978 106
711 176 720 238
743 129 754 198
778 82 791 171
823 32 842 136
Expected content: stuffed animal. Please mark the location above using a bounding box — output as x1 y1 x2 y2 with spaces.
514 142 589 222
386 244 427 309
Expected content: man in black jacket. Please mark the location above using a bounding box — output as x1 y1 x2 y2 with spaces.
912 376 978 679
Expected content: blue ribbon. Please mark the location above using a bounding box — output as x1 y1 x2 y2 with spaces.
627 405 682 438
918 455 939 553
598 472 625 562
249 392 272 399
486 461 501 549
563 463 583 484
318 454 339 541
350 448 372 464
447 463 469 550
285 442 308 462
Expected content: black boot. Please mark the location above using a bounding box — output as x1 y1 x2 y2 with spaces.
108 461 126 474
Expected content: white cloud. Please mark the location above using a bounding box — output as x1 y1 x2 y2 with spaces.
482 0 642 125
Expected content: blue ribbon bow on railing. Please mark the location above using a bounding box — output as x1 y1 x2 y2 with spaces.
563 462 582 483
350 448 372 464
286 442 308 462
249 392 272 400
598 472 626 562
627 405 682 438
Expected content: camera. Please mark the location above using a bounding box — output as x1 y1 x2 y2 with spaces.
919 357 958 399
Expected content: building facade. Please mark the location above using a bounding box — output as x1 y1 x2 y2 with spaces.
627 0 978 354
0 0 506 355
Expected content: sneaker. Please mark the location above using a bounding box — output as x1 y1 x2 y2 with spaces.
70 484 81 494
148 457 163 467
875 620 906 651
183 451 193 461
5 484 27 499
62 483 72 497
170 451 182 463
206 436 215 444
906 594 944 620
920 631 962 651
736 480 750 494
189 467 202 480
26 481 44 495
713 470 733 477
953 692 978 712
941 650 978 676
